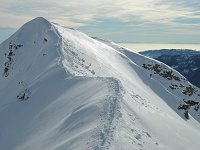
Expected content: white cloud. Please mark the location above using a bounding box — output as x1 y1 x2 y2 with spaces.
0 0 199 28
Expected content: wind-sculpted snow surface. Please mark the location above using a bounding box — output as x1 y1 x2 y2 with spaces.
1 17 200 150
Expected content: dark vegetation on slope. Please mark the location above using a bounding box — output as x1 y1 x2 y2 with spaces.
3 41 23 77
142 63 181 81
140 49 200 88
17 88 30 101
141 62 200 120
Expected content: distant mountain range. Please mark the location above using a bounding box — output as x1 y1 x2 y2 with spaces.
140 49 200 88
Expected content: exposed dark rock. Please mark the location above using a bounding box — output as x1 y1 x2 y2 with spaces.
182 85 195 96
184 110 189 120
3 67 9 77
3 41 23 77
178 104 190 110
184 100 199 106
17 89 30 101
195 104 200 111
44 38 48 42
178 99 200 119
142 63 181 81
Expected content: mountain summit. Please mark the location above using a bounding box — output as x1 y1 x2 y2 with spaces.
0 17 200 150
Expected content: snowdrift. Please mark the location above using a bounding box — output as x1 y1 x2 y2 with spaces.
0 17 200 150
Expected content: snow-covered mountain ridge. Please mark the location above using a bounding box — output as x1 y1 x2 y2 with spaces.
0 17 200 150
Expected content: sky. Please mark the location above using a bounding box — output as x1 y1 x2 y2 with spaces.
0 0 200 44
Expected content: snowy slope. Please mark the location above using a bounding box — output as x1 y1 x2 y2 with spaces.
0 17 200 150
140 49 200 88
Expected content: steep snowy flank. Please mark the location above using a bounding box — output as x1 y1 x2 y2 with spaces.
1 17 200 150
140 49 200 88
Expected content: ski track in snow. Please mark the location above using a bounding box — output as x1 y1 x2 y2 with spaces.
87 78 123 150
53 24 124 150
51 24 64 68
